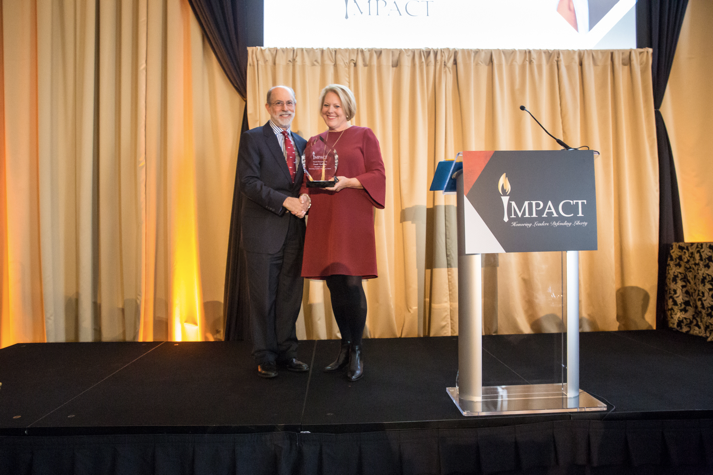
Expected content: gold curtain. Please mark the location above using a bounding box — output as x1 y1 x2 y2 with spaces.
248 47 659 339
0 3 662 346
0 0 243 347
660 0 713 243
1 0 46 347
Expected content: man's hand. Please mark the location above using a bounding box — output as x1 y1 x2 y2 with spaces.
283 196 309 218
299 194 311 213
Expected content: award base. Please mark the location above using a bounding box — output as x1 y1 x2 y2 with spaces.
306 180 337 188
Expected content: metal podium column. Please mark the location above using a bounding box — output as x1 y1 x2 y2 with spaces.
456 173 482 402
566 250 580 399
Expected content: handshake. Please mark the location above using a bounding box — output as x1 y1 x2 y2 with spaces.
283 194 311 219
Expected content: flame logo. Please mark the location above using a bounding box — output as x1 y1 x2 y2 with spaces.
499 173 511 222
498 173 511 195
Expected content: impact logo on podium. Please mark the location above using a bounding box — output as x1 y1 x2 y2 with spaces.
499 173 511 222
462 151 598 254
497 172 590 224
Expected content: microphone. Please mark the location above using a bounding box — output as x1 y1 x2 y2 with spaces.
520 105 573 150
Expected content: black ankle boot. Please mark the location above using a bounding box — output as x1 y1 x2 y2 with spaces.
347 344 363 381
324 341 351 372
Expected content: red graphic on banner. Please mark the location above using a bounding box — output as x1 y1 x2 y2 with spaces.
462 151 494 196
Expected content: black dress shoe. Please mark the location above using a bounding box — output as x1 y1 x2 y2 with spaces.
257 361 278 378
324 341 351 372
347 344 363 382
279 358 309 372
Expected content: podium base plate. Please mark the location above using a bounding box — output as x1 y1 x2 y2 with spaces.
447 384 607 416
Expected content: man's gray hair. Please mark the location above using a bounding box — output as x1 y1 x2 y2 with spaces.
266 85 296 104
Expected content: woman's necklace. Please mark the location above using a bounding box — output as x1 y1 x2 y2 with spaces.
308 127 349 181
323 127 348 163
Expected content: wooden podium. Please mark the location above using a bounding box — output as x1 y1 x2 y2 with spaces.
431 150 607 416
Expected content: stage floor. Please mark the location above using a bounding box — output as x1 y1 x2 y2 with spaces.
1 329 713 436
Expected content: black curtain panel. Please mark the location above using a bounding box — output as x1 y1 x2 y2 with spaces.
186 0 254 341
186 0 248 98
649 0 688 330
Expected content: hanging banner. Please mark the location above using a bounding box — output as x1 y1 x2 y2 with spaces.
265 0 638 50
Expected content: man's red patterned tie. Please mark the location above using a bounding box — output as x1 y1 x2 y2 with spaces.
281 130 296 182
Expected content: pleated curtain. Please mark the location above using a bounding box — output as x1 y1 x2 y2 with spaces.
5 0 698 346
0 0 243 346
247 48 659 339
661 0 713 243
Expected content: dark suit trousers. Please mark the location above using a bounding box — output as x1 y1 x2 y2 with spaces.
243 215 304 364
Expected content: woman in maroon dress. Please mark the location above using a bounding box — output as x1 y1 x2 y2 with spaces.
301 84 385 382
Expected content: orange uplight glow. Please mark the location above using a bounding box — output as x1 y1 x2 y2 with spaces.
1 11 7 348
1 152 9 350
0 1 46 348
169 153 205 342
168 3 206 343
684 205 713 243
1 148 12 349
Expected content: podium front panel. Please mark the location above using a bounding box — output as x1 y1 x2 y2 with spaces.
461 150 597 254
481 251 566 386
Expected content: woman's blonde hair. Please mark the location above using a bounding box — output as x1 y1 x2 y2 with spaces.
318 84 356 121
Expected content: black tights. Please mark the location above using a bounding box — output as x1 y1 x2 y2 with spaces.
325 275 367 346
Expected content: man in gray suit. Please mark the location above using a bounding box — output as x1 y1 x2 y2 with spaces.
238 85 310 378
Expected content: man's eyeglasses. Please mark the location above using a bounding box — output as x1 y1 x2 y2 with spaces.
271 100 295 108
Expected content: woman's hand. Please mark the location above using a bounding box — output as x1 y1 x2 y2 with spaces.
325 176 363 192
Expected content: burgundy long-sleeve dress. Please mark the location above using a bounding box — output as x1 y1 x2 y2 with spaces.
301 126 386 279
